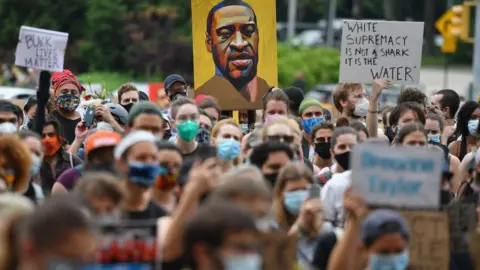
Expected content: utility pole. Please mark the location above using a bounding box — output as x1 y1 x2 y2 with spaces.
326 0 338 48
473 3 480 99
287 0 297 42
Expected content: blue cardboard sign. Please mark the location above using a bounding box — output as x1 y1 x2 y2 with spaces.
351 144 443 209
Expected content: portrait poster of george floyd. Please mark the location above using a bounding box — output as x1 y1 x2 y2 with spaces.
191 0 278 110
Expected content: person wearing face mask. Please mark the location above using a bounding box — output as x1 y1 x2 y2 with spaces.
52 130 122 193
211 119 243 172
299 98 325 162
249 141 295 187
165 74 188 102
184 201 262 270
39 117 82 195
328 190 411 270
321 127 359 229
450 101 480 161
272 162 323 266
115 131 167 220
170 97 203 160
117 83 140 113
44 70 84 144
389 102 426 144
152 141 183 214
312 122 335 181
262 89 290 124
19 131 45 203
333 83 369 121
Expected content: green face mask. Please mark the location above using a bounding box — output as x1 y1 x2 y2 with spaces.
177 120 199 142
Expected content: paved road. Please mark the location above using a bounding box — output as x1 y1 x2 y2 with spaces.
420 67 472 98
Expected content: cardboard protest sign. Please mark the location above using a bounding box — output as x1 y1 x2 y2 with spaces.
447 202 478 253
260 232 296 270
339 20 424 84
89 219 158 269
351 144 443 209
15 26 69 72
399 211 450 270
191 0 278 110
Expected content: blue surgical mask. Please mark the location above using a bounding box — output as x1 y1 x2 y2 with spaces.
240 124 249 133
283 190 308 216
396 124 403 133
301 117 325 134
468 119 479 137
224 254 262 270
428 134 441 144
30 154 41 177
128 162 160 187
369 250 409 270
217 139 241 161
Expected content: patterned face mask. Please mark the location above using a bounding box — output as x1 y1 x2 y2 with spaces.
56 94 80 112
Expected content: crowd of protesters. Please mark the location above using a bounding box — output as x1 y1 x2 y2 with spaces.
0 67 476 270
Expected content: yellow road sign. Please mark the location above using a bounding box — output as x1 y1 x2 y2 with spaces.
436 10 454 36
442 36 457 53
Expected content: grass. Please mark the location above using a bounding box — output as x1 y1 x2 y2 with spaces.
78 72 164 92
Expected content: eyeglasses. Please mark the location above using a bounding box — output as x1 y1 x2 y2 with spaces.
267 134 294 144
261 87 282 104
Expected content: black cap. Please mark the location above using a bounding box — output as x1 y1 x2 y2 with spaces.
283 86 304 112
164 74 186 89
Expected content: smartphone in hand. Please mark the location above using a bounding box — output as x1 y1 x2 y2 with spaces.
84 105 95 128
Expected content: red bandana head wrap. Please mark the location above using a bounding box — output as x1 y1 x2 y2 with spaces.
52 69 85 93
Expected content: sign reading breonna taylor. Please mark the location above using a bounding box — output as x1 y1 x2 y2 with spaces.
339 20 424 84
351 143 443 209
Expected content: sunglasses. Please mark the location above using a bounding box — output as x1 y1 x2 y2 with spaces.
267 134 294 144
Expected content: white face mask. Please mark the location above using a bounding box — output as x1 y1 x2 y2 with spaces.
354 98 369 117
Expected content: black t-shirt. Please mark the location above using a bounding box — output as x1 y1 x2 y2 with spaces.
51 111 81 144
125 201 168 221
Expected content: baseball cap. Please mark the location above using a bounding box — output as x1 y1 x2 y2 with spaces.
85 130 122 154
360 210 410 246
114 130 156 159
164 74 186 89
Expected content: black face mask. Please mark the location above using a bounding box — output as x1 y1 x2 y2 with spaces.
121 103 134 113
264 172 278 187
385 126 395 143
334 151 351 171
163 130 172 140
169 92 186 102
314 142 331 159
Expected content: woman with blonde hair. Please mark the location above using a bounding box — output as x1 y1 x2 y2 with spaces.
211 119 243 172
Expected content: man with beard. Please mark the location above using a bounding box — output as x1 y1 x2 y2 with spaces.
333 83 370 121
195 0 270 110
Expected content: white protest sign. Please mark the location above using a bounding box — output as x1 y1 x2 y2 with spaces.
15 26 69 72
351 144 442 209
339 20 424 84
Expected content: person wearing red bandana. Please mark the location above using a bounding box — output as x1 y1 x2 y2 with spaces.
34 70 84 144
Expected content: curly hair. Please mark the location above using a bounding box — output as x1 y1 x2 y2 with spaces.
397 88 427 108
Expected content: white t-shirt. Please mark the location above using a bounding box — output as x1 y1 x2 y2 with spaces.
320 170 351 228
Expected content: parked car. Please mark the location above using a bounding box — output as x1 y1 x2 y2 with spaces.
0 86 36 100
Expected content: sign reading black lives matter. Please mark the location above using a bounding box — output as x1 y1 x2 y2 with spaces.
339 20 424 84
15 26 69 72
